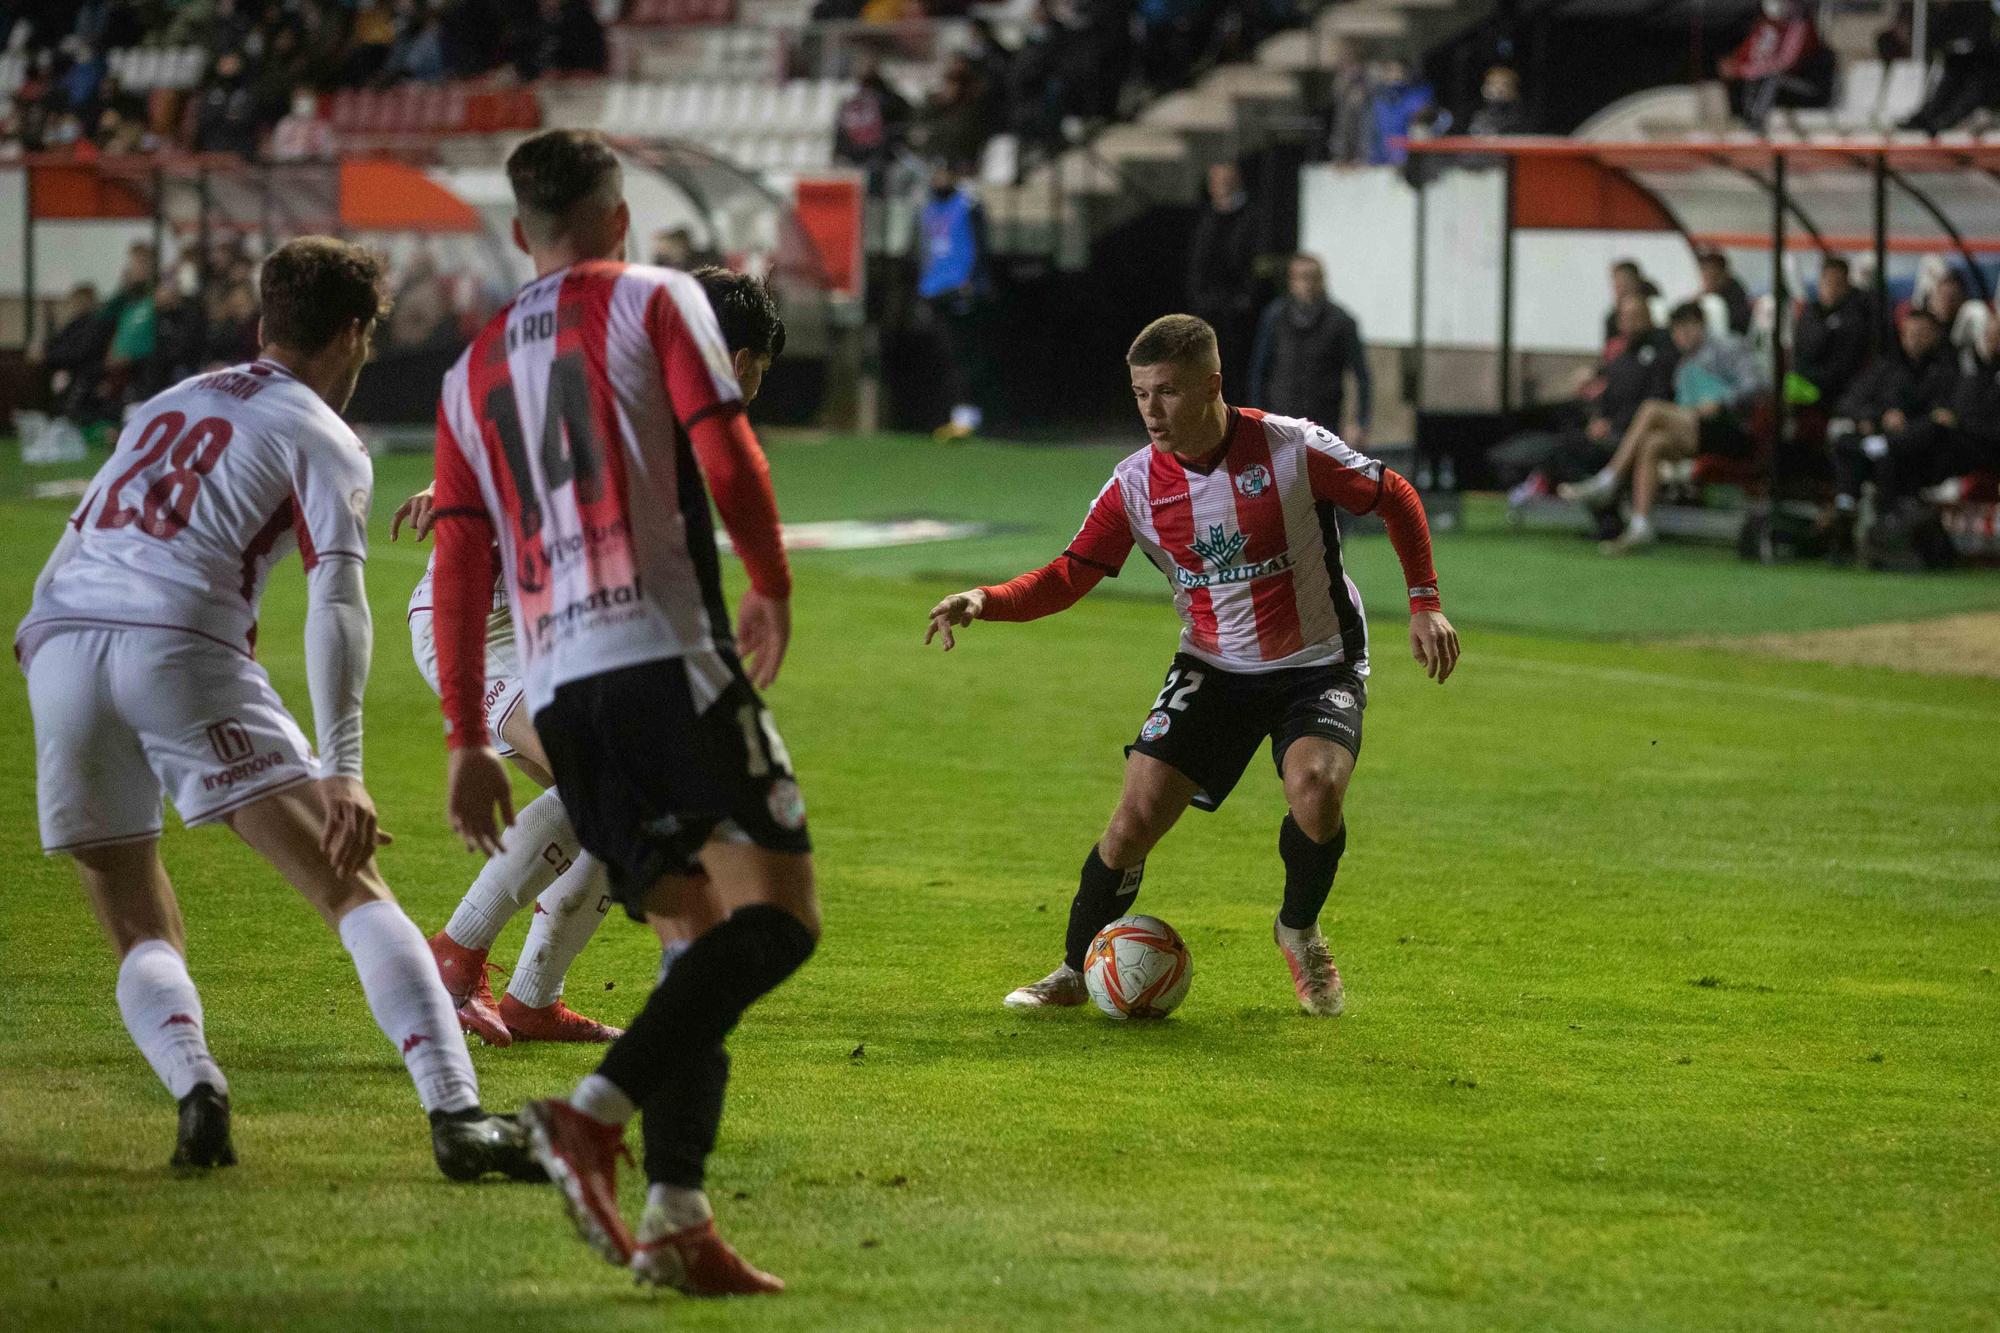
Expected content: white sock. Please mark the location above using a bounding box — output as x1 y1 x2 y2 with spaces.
1627 513 1653 537
116 939 226 1100
444 789 579 950
643 1182 713 1235
339 900 480 1114
571 1071 637 1127
507 856 610 1008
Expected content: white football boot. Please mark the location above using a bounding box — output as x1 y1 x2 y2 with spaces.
1273 919 1345 1017
1003 963 1087 1009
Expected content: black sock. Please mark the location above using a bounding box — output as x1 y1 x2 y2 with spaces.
1277 815 1345 931
594 904 815 1182
641 1043 728 1189
1064 846 1143 971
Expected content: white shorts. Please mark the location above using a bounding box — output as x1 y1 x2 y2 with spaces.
25 626 319 853
408 609 526 759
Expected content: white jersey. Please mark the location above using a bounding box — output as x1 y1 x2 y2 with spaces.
17 358 373 660
432 261 744 716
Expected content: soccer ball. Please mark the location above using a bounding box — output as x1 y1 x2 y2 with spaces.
1083 915 1192 1019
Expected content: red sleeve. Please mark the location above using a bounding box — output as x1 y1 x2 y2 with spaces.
432 403 499 749
689 408 792 600
977 478 1131 621
1373 469 1442 613
646 283 734 435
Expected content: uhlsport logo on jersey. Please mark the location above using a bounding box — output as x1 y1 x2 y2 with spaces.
1234 464 1272 499
1140 710 1172 741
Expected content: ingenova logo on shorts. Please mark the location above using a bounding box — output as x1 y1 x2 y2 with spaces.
202 752 287 792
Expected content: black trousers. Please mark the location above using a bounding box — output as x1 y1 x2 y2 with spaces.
1833 422 1996 503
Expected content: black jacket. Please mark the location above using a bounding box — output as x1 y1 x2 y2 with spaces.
1952 354 2000 443
1836 345 1959 426
1794 289 1871 403
1594 328 1679 434
1247 296 1371 430
1187 203 1260 320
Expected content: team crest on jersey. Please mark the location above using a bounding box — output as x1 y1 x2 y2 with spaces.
1140 710 1172 741
1319 688 1356 711
1190 523 1248 569
1234 464 1272 499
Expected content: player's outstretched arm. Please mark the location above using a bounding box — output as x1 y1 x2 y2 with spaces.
1372 469 1459 684
924 588 987 651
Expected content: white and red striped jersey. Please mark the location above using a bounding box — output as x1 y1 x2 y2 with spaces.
16 358 372 660
407 550 507 626
983 408 1441 675
431 261 788 742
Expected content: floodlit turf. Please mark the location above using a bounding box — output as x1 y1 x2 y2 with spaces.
1 439 1996 1331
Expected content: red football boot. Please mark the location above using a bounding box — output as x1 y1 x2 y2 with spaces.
499 994 624 1043
518 1099 636 1267
631 1217 784 1296
428 931 511 1047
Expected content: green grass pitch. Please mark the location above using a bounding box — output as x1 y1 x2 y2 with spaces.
1 436 1997 1330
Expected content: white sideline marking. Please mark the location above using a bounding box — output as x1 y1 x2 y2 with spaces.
1480 654 1999 722
719 518 986 553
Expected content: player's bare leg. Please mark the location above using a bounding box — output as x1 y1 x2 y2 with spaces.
227 786 542 1181
1006 752 1198 1009
523 844 816 1294
1607 409 1699 553
1274 737 1355 1017
1560 399 1679 506
74 840 234 1168
430 707 620 1045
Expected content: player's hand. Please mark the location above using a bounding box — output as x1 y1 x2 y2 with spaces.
736 588 792 691
1410 610 1460 683
391 484 437 542
447 747 515 857
319 775 391 879
924 588 986 650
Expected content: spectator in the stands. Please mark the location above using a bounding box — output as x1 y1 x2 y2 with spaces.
382 1 448 85
58 43 107 119
1941 314 2000 483
1187 161 1265 402
31 283 108 423
1603 259 1666 350
1323 41 1370 164
1717 0 1833 131
919 53 993 170
1825 309 1961 550
918 160 991 441
193 51 268 157
203 278 262 367
1248 253 1372 447
965 17 1014 131
1697 250 1753 337
141 277 207 398
1496 293 1678 500
441 0 506 79
513 0 607 81
388 249 461 353
1926 267 1993 374
1137 0 1214 95
102 242 160 402
1464 64 1528 136
1561 302 1767 553
650 226 720 271
1364 55 1440 166
342 2 400 86
1794 256 1872 408
269 90 337 161
1899 0 2000 134
834 59 913 196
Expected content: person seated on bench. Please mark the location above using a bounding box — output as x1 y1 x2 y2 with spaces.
1824 309 1961 557
1560 302 1767 554
1491 293 1678 502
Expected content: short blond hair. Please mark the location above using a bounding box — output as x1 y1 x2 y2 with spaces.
1127 314 1220 370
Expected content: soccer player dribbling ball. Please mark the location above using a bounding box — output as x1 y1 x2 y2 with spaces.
925 314 1460 1017
391 268 786 1049
16 238 541 1181
429 131 817 1296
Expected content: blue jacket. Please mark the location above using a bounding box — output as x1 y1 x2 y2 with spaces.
919 189 987 300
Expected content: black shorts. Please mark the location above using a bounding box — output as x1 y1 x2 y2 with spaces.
1697 412 1756 458
1126 653 1365 812
534 656 811 919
